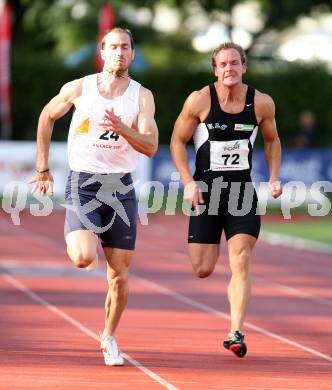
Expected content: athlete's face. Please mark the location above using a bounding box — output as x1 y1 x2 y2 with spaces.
101 32 134 73
214 49 247 87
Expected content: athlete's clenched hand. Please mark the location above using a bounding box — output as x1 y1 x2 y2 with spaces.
268 180 282 199
30 171 54 197
99 108 129 135
184 181 205 215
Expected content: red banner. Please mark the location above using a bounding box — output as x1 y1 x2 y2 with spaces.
95 3 115 72
0 1 12 139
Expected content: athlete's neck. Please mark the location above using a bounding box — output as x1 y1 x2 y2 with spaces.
216 82 247 105
98 70 130 98
102 68 129 82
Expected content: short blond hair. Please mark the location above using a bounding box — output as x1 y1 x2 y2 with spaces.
101 28 134 50
211 42 247 68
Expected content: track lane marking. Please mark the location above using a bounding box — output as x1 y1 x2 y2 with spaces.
2 273 179 390
2 260 331 363
1 219 332 364
131 275 332 363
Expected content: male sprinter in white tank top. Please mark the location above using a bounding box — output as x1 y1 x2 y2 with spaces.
171 42 282 358
31 28 158 366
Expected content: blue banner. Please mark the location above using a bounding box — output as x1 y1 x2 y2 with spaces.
152 146 332 186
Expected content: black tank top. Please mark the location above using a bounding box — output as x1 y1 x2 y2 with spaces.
193 83 258 182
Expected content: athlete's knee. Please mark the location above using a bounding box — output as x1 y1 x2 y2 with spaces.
189 244 218 278
67 247 96 268
192 260 215 278
196 266 214 278
110 274 128 295
190 255 217 278
230 249 251 276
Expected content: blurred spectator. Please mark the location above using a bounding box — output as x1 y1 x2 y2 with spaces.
293 110 316 148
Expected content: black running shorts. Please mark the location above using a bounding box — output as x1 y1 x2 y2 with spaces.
188 178 261 244
64 170 137 250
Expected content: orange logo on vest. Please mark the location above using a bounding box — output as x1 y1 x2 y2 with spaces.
75 118 89 134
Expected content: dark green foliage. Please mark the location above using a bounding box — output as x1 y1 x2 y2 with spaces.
11 52 89 140
8 0 332 145
136 63 332 146
11 53 332 146
245 63 332 146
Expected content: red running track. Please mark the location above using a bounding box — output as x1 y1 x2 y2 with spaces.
0 210 331 390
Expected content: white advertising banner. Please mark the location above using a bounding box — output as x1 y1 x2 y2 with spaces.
0 141 152 199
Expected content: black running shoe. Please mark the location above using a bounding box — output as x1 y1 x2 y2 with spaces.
223 330 247 358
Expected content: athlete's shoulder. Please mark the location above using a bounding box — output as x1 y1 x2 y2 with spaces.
255 89 275 109
59 77 84 102
136 85 156 116
254 89 275 116
130 78 142 86
187 85 210 104
185 85 210 116
138 85 155 103
138 84 152 95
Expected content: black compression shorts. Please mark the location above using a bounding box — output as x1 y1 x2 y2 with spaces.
188 178 261 244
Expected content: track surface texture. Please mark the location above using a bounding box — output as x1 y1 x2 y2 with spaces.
0 211 331 390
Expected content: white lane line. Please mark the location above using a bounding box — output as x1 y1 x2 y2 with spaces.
254 277 332 308
0 220 66 253
136 247 332 310
2 273 179 390
260 230 332 255
131 275 332 363
1 220 332 363
5 256 331 315
2 258 332 363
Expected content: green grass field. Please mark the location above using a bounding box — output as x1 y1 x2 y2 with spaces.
262 219 332 245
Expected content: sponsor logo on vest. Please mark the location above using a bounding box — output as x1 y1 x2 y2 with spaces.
223 141 240 152
234 123 254 131
75 118 89 134
207 123 227 130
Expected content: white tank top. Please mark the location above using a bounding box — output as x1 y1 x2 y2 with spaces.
67 74 141 173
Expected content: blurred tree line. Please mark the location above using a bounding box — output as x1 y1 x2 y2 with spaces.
8 0 332 146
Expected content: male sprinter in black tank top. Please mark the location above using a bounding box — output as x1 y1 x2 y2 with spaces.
170 42 282 358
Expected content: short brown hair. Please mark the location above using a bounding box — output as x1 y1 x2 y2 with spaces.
211 42 247 68
101 28 134 50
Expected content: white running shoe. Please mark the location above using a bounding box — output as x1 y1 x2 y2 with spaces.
86 254 98 271
100 335 124 366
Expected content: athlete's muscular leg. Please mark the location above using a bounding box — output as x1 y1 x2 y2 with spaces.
227 233 256 331
66 230 99 268
188 243 220 278
102 248 133 338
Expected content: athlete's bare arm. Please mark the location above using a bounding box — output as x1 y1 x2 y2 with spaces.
32 79 82 195
170 88 209 208
101 87 158 157
255 91 282 198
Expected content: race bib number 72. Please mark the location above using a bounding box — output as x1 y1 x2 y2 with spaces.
210 139 250 171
